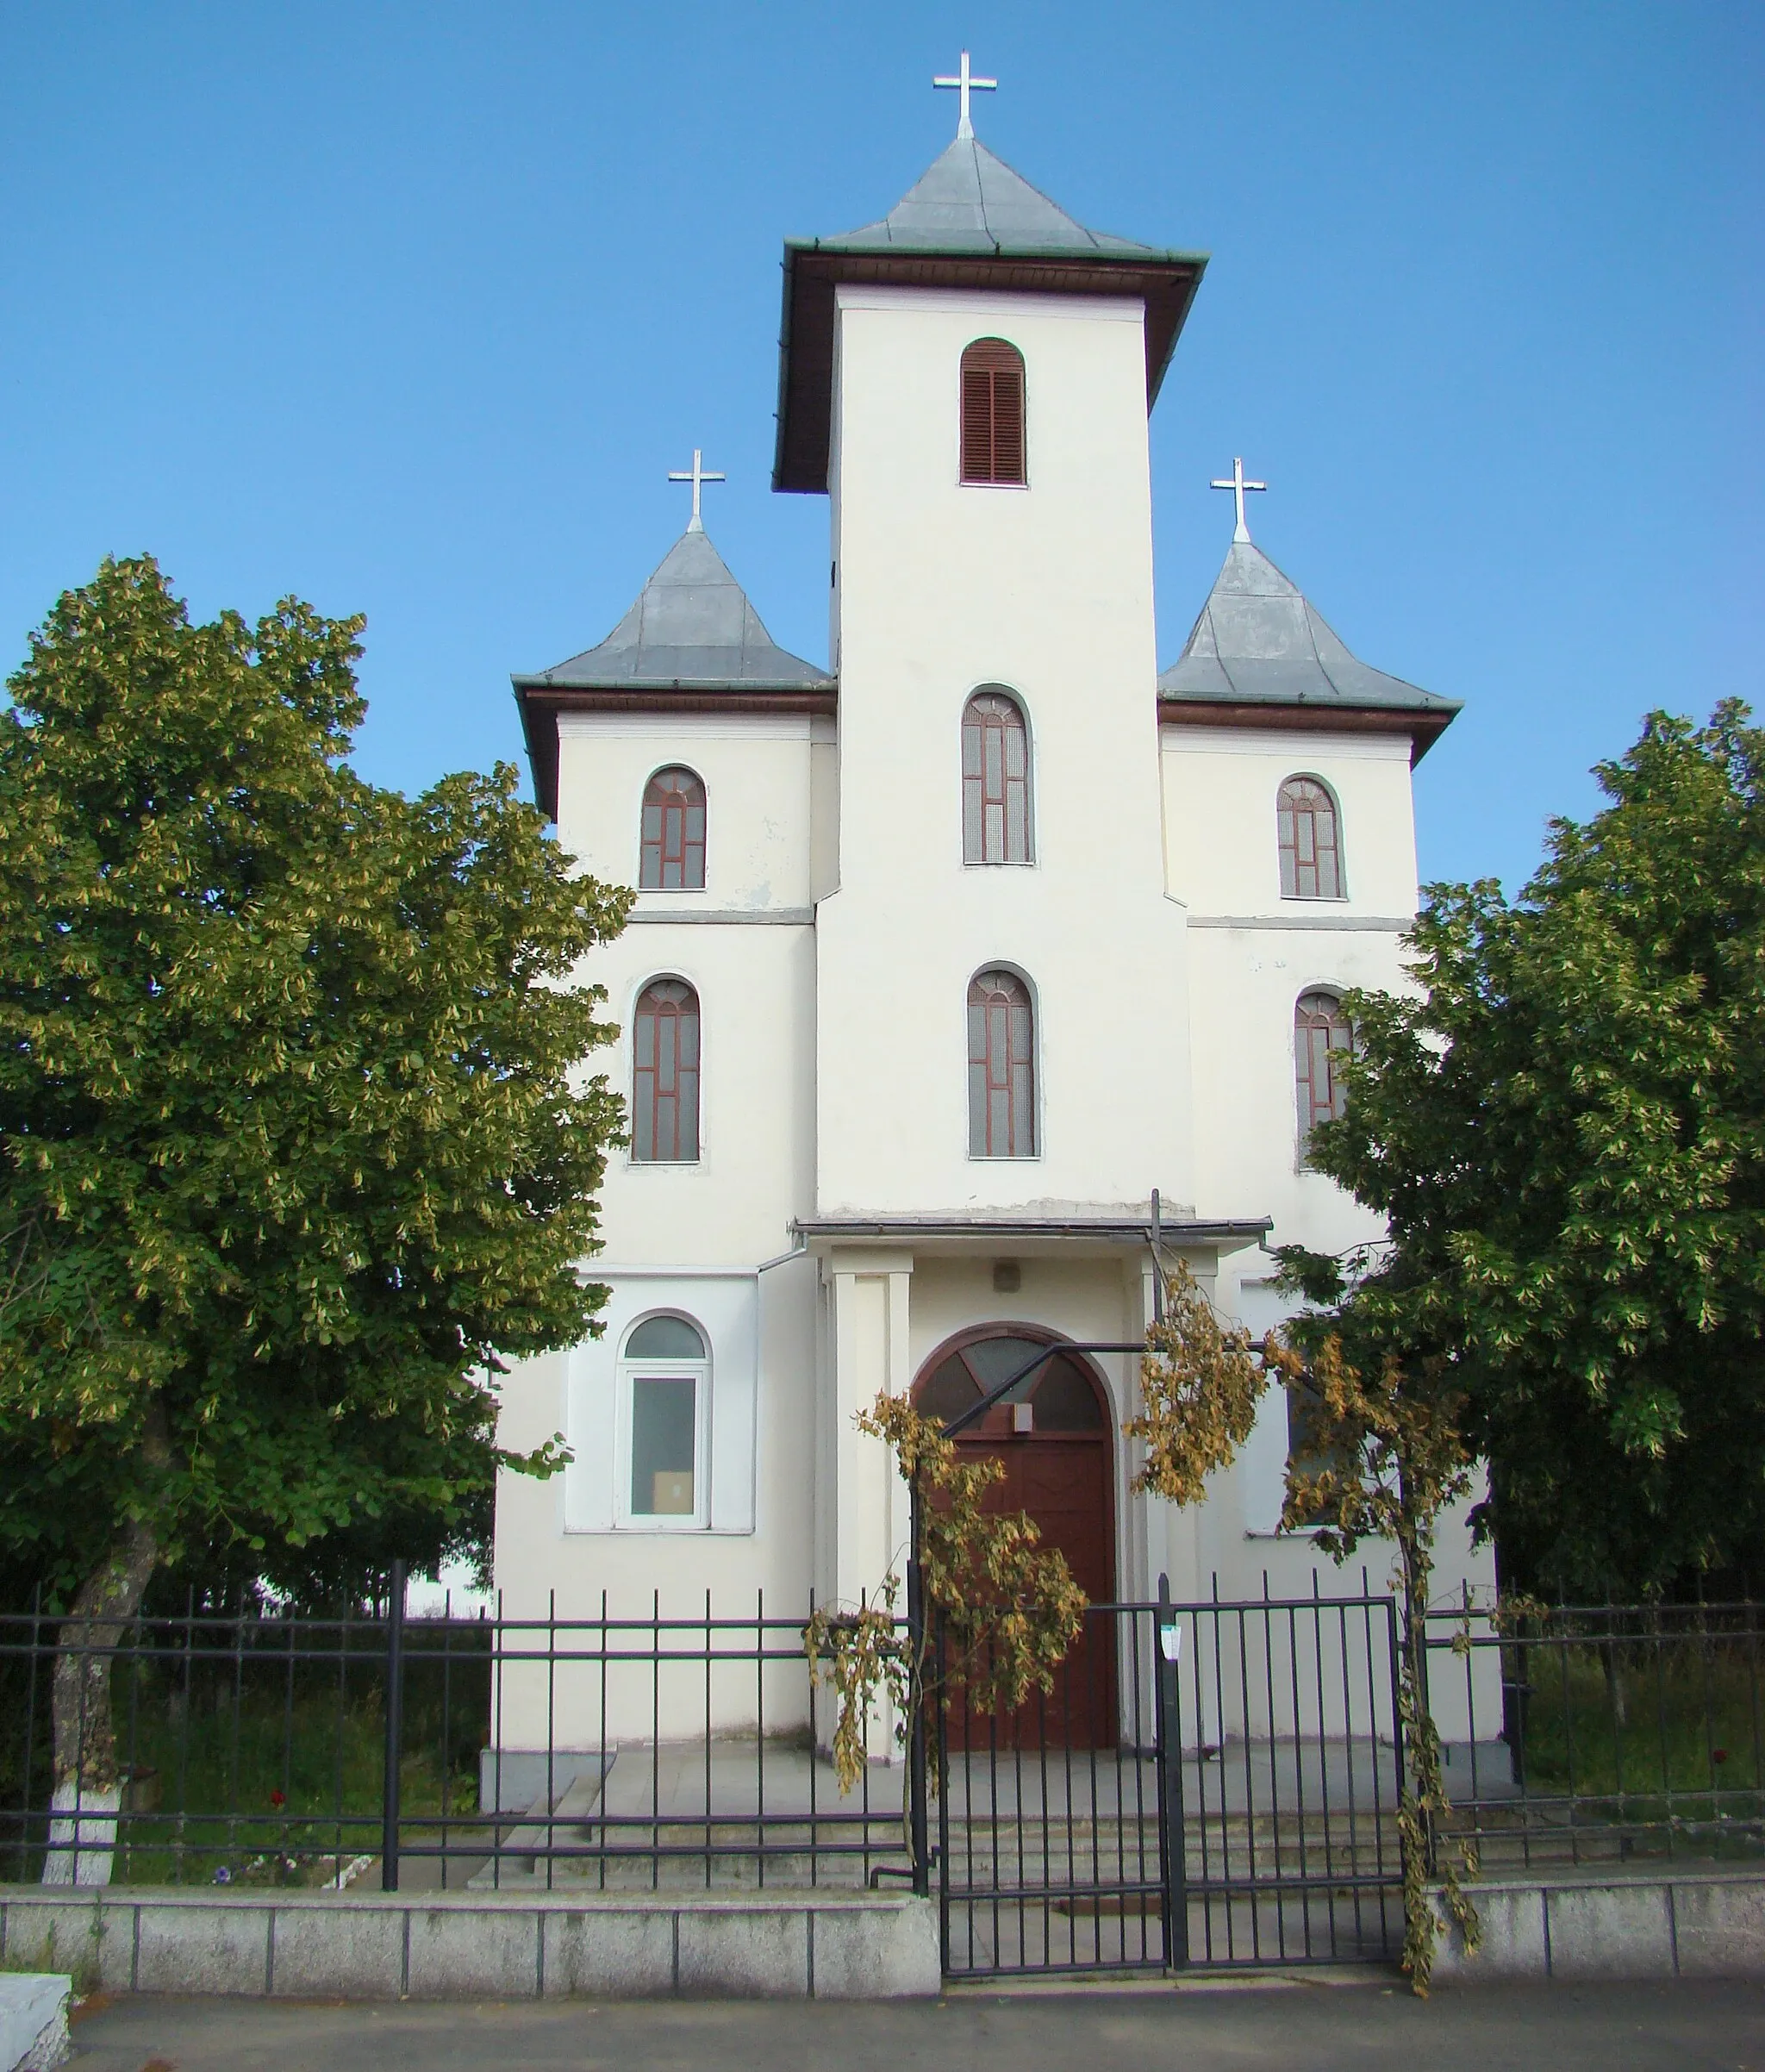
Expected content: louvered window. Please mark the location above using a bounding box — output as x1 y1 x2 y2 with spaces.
968 968 1037 1158
639 767 707 889
959 338 1026 486
633 979 701 1163
1294 989 1353 1154
1277 777 1343 900
962 690 1032 863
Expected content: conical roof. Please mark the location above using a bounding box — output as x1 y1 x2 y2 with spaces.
773 134 1207 493
513 527 831 690
826 135 1158 256
1160 539 1459 724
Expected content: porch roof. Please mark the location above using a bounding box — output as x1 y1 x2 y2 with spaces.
793 1214 1270 1253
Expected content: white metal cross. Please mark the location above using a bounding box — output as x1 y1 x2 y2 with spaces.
933 49 996 140
667 449 726 533
1211 456 1268 544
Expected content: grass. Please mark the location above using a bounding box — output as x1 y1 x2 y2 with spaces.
1488 1638 1765 1858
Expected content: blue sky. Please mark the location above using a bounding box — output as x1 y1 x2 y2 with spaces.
2 3 1759 893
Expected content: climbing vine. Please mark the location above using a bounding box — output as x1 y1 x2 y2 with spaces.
803 1390 1087 1795
1135 1263 1480 1994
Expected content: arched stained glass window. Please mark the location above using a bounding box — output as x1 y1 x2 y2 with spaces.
633 979 701 1164
962 690 1032 864
1278 776 1343 900
640 767 707 890
968 968 1037 1158
1294 989 1353 1153
959 338 1026 485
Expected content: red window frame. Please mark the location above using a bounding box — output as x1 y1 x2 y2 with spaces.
1278 777 1343 900
633 979 701 1163
959 338 1026 486
968 969 1037 1158
962 691 1032 864
1294 989 1352 1151
640 767 707 890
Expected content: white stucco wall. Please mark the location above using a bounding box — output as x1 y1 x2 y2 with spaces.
817 284 1189 1217
490 274 1499 1759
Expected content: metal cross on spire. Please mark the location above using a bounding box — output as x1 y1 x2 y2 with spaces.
933 49 996 140
1211 457 1268 544
668 449 726 533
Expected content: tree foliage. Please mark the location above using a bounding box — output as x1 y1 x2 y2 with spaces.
1290 702 1765 1598
0 557 630 1789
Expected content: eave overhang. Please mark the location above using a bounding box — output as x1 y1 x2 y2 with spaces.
1157 696 1459 768
514 679 839 824
792 1214 1270 1255
772 242 1208 494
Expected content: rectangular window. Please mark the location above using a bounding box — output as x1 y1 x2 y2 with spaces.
630 1376 696 1515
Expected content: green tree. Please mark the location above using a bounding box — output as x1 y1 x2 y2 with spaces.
0 556 630 1823
1288 701 1765 1600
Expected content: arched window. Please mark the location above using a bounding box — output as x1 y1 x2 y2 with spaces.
959 338 1026 486
1278 776 1343 900
639 767 707 889
968 968 1037 1158
632 979 701 1163
1295 989 1353 1152
621 1313 708 1522
916 1332 1107 1434
962 690 1032 864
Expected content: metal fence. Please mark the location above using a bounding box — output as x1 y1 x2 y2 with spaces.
933 1585 1408 1976
1424 1596 1765 1873
0 1582 909 1895
6 1579 1758 1978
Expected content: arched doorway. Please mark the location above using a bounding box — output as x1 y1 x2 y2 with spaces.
914 1326 1117 1747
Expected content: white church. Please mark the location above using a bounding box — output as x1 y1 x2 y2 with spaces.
490 76 1494 1748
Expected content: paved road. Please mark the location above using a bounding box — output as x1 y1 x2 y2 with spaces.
69 1980 1765 2070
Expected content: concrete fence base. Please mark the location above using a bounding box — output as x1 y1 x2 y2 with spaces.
0 1887 939 2001
1431 1867 1765 1982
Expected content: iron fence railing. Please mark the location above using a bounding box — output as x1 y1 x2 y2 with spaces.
0 1581 908 1894
933 1584 1409 1976
8 1575 1757 1972
1423 1597 1765 1872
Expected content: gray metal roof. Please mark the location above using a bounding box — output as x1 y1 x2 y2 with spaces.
513 527 831 690
824 134 1161 257
1159 540 1458 718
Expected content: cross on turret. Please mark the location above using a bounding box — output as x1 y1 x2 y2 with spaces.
933 50 997 140
668 449 726 532
1210 457 1268 544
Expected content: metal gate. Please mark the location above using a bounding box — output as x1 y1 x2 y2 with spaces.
934 1581 1409 1977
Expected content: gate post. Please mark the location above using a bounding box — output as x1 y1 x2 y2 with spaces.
381 1560 406 1894
1155 1572 1189 1968
906 1541 930 1898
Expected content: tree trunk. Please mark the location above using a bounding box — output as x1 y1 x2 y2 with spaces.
41 1401 168 1887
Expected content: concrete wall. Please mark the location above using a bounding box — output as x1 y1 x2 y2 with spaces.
1431 1869 1765 1983
0 1888 939 2002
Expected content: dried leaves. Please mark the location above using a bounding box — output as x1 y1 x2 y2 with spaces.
802 1391 1087 1798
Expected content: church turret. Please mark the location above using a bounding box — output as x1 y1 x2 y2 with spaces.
794 73 1207 1224
1159 467 1460 766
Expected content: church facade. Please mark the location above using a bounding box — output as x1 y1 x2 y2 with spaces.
491 114 1493 1747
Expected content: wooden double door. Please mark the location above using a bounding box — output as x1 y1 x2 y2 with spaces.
914 1328 1118 1748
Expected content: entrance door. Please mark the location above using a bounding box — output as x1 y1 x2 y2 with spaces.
914 1329 1117 1746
